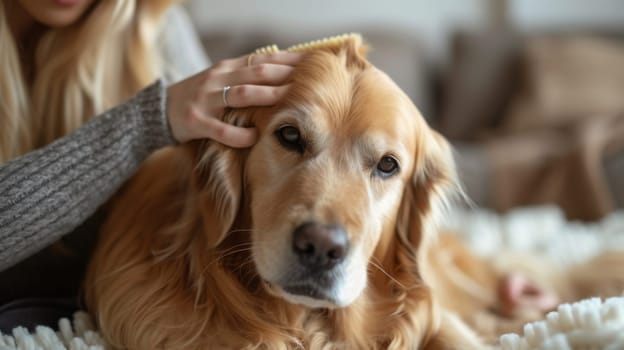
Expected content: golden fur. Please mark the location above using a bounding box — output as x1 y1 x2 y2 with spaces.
85 37 485 349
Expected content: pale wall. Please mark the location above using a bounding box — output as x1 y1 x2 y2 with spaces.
187 0 624 61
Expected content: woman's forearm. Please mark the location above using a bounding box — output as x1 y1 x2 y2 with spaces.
0 80 175 271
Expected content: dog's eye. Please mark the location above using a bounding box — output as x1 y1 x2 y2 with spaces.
376 156 399 178
275 125 304 153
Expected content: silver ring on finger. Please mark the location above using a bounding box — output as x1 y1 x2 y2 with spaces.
222 85 232 108
247 53 255 67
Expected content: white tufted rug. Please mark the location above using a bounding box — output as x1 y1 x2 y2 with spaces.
2 206 623 350
0 311 106 350
499 296 624 350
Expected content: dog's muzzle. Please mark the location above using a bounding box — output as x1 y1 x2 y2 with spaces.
268 222 351 305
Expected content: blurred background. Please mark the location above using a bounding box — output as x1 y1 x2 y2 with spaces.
184 0 624 222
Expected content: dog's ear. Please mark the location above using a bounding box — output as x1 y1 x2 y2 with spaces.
189 138 246 249
395 129 462 270
183 108 257 249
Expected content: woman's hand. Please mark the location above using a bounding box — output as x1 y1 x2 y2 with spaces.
166 51 303 147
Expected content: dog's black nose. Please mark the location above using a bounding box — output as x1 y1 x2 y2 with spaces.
292 222 349 270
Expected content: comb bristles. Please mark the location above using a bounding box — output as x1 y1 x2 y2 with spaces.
255 44 280 54
254 33 360 54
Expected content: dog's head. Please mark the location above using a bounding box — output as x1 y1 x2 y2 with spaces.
193 35 459 309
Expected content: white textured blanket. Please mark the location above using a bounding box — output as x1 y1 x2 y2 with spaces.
2 206 622 350
2 297 623 350
442 206 624 268
499 296 624 349
0 311 105 350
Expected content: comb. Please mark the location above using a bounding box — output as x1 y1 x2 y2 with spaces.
254 33 361 54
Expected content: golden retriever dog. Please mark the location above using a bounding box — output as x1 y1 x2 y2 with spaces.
85 34 624 349
85 34 484 349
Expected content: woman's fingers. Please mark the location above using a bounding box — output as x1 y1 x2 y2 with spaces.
198 84 289 112
220 85 290 108
225 64 294 87
211 51 304 72
190 105 258 148
166 51 304 145
247 51 305 66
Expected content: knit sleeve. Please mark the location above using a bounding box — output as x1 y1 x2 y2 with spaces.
0 80 176 271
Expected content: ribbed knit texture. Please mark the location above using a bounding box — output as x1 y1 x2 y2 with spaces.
0 80 175 271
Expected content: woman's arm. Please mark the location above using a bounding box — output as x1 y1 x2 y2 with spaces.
0 49 303 271
0 81 173 271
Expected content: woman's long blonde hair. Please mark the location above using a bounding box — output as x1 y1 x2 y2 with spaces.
0 0 175 162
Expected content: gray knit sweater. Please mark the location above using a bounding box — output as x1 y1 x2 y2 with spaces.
0 81 175 271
